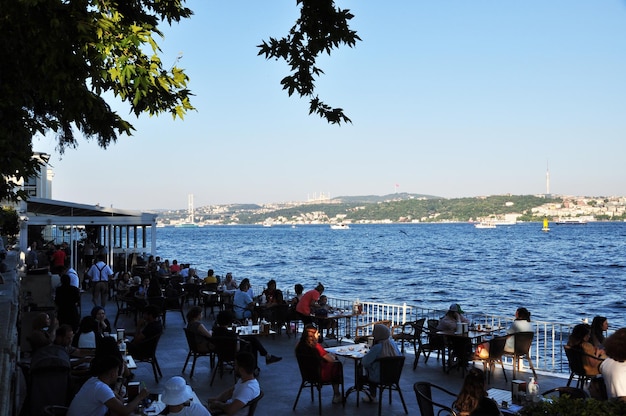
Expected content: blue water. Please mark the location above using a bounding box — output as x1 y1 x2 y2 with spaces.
152 223 626 327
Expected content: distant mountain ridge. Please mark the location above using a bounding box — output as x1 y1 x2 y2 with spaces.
332 192 440 204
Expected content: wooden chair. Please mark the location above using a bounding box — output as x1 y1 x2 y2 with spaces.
413 381 459 416
368 355 408 415
182 328 215 378
503 332 536 379
293 351 344 415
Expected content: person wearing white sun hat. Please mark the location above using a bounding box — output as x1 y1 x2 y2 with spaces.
162 376 211 416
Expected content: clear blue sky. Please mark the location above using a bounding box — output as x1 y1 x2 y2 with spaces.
36 1 626 211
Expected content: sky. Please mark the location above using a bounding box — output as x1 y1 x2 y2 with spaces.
35 1 626 211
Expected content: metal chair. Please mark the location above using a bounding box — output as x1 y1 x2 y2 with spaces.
182 328 215 378
392 318 423 355
293 351 344 415
210 336 239 386
564 345 601 388
42 405 69 416
368 355 408 415
114 295 137 327
163 293 187 327
475 335 510 383
416 319 445 366
243 390 264 416
503 331 536 379
413 381 459 416
541 386 588 399
132 334 163 383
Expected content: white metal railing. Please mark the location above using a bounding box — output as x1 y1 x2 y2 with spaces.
320 299 582 375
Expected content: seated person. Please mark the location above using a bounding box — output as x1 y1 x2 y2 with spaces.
453 368 501 416
127 305 163 357
314 295 338 338
436 303 469 332
74 316 98 348
116 272 132 296
205 269 218 285
288 283 304 307
567 324 605 376
475 307 532 358
170 259 181 275
599 328 626 400
233 278 255 321
208 352 260 416
212 310 282 366
134 277 151 301
223 272 238 291
67 354 148 416
28 312 58 352
361 324 401 403
260 279 278 305
158 260 171 277
186 306 214 353
591 316 609 349
91 306 113 338
162 376 210 416
32 324 92 373
296 324 343 404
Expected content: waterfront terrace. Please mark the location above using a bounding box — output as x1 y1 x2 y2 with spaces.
1 254 601 415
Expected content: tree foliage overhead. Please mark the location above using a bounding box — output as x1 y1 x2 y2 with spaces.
257 0 360 124
0 0 359 202
0 0 194 201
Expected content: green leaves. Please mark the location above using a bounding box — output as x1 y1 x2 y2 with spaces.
258 0 360 125
0 0 194 201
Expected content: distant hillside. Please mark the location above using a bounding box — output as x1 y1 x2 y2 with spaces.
332 192 441 204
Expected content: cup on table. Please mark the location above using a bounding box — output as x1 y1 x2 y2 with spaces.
117 329 125 342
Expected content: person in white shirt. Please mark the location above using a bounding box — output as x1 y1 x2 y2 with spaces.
68 354 148 416
600 328 626 399
87 255 113 307
208 351 261 416
161 376 211 416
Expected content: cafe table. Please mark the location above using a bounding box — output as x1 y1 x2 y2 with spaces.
314 310 357 344
325 343 371 406
125 355 137 370
437 330 498 374
234 324 276 336
487 388 524 415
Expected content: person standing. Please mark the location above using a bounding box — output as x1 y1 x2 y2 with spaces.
55 274 81 331
296 283 324 324
87 254 113 307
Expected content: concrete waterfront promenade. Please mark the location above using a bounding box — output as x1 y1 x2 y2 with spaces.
1 255 573 416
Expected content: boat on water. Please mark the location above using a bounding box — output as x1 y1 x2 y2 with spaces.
474 221 496 229
542 218 550 232
330 224 350 230
555 217 589 225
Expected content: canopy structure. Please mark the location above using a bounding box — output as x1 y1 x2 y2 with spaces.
19 197 157 272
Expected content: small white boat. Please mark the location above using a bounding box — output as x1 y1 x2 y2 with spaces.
330 224 350 230
474 222 496 229
555 218 588 225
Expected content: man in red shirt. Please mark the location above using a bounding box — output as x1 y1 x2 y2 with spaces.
51 245 66 275
296 283 325 324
